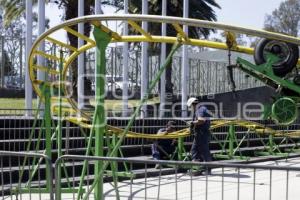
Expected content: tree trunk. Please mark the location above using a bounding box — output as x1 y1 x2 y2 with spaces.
64 1 92 100
64 2 78 98
165 44 174 95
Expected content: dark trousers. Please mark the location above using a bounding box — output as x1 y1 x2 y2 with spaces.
191 130 212 162
152 140 174 160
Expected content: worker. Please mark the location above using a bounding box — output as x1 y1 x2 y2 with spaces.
152 121 176 169
187 97 212 175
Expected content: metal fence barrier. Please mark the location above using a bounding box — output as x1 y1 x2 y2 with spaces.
55 155 300 200
1 150 300 200
0 151 54 200
1 109 300 160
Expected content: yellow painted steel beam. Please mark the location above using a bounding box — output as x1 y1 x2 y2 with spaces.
45 36 78 52
224 31 238 49
32 79 65 88
32 65 59 75
172 23 189 41
107 125 190 139
210 119 276 134
60 43 95 119
60 36 253 95
34 34 255 106
277 131 300 138
34 50 66 62
28 15 300 119
51 97 71 103
128 20 152 39
63 26 96 45
32 79 52 86
52 106 77 116
91 21 122 40
66 116 190 139
117 35 254 54
61 110 300 138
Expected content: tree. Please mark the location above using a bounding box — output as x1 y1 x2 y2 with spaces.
55 0 94 98
1 0 220 108
0 5 21 86
0 49 13 77
264 0 300 37
0 0 95 98
0 2 51 89
0 21 24 80
103 0 220 100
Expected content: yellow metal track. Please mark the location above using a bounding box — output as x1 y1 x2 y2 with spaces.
28 14 300 130
63 113 298 139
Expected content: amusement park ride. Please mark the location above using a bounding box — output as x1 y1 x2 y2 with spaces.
17 14 300 199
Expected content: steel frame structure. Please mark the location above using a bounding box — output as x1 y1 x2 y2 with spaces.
24 14 300 200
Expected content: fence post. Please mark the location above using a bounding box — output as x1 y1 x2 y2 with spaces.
181 0 189 117
19 37 23 89
77 0 84 111
141 0 149 118
159 0 167 118
122 0 129 117
25 0 33 115
1 35 5 88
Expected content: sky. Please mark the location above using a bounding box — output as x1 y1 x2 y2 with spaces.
46 0 285 29
214 0 284 29
44 0 286 42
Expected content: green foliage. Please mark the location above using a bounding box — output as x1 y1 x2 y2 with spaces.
264 0 300 36
1 0 221 96
102 0 220 95
0 0 50 28
0 0 41 27
0 0 94 96
103 0 220 39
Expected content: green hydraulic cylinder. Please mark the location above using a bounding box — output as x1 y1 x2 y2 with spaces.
93 26 112 200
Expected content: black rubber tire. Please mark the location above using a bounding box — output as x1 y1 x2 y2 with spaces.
254 38 299 77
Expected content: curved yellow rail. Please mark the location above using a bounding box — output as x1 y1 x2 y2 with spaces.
65 115 299 139
28 14 300 119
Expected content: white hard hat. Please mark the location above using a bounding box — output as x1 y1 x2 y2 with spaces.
187 97 199 107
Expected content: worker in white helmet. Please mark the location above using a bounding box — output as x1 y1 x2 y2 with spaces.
187 97 212 175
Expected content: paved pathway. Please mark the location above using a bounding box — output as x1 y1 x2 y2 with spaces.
6 157 300 200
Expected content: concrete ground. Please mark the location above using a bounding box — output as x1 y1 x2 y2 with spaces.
7 157 300 200
102 157 300 200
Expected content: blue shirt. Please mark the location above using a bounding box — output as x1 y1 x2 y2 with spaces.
157 128 173 147
193 106 211 133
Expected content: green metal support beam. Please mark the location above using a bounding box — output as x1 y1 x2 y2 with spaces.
93 26 112 200
213 124 249 161
228 124 235 158
55 50 64 198
177 138 184 160
81 38 182 200
236 53 300 94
